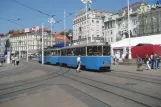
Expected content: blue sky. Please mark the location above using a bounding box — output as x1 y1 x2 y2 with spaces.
0 0 152 33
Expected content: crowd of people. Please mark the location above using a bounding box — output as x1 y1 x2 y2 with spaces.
137 53 161 71
11 55 19 65
0 55 19 66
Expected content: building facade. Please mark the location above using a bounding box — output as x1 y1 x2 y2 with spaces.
73 9 111 45
104 14 119 44
104 2 143 44
138 3 161 36
9 28 51 57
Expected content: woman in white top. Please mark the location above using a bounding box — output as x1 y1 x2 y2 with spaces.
76 55 81 72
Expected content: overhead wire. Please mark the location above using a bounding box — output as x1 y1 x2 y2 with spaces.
0 18 24 27
11 0 58 22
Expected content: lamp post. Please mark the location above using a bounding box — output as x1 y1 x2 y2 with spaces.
69 33 72 46
41 23 44 65
18 40 22 60
48 17 55 47
127 0 132 59
81 0 92 44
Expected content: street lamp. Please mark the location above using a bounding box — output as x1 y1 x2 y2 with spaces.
127 0 132 59
48 16 55 47
81 0 92 44
69 33 72 46
18 40 22 60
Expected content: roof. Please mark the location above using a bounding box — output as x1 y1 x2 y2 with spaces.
111 34 161 48
54 33 70 43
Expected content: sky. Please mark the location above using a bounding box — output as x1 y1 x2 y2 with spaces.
0 0 154 34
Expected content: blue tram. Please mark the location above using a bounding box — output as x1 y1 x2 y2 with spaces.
39 43 111 71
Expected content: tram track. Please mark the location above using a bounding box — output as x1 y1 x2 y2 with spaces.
61 70 161 107
0 65 32 78
1 62 160 107
113 70 161 78
0 64 27 77
0 64 70 98
102 72 161 85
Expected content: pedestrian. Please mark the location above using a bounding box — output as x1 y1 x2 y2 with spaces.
145 54 151 70
150 53 154 69
153 54 158 69
113 54 116 65
76 55 81 72
137 56 143 71
157 56 160 69
0 56 3 67
15 56 19 65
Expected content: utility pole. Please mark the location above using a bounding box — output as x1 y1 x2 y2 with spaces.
48 17 55 47
42 23 44 65
128 0 132 59
27 33 28 62
64 10 66 47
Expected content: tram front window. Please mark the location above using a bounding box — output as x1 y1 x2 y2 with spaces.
103 46 111 56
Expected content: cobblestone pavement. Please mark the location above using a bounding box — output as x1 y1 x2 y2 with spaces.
0 60 160 107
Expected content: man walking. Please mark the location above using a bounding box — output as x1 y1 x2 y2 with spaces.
76 55 81 72
137 56 143 71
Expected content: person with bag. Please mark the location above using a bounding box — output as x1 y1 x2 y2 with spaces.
76 55 81 72
145 54 151 70
137 56 143 71
15 56 19 65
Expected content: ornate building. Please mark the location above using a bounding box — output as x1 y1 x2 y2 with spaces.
138 3 161 36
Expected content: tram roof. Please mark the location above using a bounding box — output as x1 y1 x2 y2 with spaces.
60 42 109 49
44 42 110 51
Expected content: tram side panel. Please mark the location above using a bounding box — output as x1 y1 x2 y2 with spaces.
81 56 111 70
50 56 59 64
38 56 47 64
58 56 68 66
39 56 42 63
45 56 51 64
66 56 77 67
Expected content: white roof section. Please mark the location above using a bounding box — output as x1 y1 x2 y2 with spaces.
111 34 161 48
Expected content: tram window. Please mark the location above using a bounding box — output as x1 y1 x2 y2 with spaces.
61 50 65 56
93 46 98 56
44 51 50 56
67 49 72 56
58 50 60 56
51 51 54 56
103 46 111 56
98 46 102 56
80 47 86 56
87 46 93 56
71 49 75 56
75 48 81 56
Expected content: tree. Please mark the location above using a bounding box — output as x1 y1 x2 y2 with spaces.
60 31 69 37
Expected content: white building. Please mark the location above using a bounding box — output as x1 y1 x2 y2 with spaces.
104 13 119 44
73 9 111 45
104 2 143 44
9 30 51 57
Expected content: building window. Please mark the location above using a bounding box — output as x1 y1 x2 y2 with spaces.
111 38 113 42
92 20 94 23
97 20 99 23
111 30 113 35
